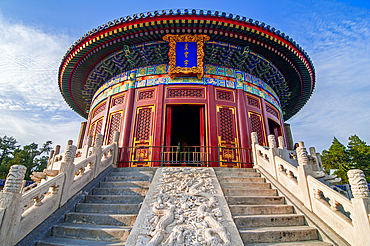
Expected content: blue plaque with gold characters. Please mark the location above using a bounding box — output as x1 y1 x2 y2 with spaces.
175 42 197 68
163 34 210 79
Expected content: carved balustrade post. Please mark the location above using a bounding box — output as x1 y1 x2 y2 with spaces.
295 141 313 210
92 134 103 178
112 131 120 167
0 165 27 246
49 145 61 170
348 169 370 245
47 150 55 170
278 136 290 160
250 132 259 168
268 135 279 179
83 135 93 159
278 136 285 149
59 145 77 206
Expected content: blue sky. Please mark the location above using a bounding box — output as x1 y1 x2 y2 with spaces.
0 0 369 152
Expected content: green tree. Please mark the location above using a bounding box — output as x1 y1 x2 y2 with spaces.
8 141 52 180
321 135 370 183
0 136 19 178
347 135 370 181
321 137 352 183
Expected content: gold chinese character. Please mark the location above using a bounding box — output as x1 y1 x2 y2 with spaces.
185 43 188 50
184 60 189 66
184 52 189 58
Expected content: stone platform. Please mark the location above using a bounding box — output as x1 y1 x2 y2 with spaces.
36 167 332 246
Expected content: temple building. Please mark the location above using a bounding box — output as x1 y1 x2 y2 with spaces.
59 9 315 168
5 9 370 246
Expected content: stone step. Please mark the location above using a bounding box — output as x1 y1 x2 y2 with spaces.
37 236 124 246
213 167 257 172
234 214 305 228
226 196 285 205
84 195 144 204
216 171 261 177
108 171 154 177
230 205 294 216
220 182 271 189
239 226 319 244
92 187 148 196
99 181 151 188
113 167 157 172
75 203 140 214
51 223 131 242
105 175 152 182
218 177 266 183
65 212 137 226
223 188 277 196
244 240 332 245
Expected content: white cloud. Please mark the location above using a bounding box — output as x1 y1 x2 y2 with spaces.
0 14 83 148
285 0 370 152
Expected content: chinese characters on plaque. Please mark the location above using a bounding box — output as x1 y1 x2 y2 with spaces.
175 42 197 68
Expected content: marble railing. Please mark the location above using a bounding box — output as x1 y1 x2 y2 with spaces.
251 132 370 246
0 132 120 246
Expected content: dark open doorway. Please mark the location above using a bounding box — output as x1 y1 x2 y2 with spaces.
164 105 205 166
169 105 201 146
268 118 281 144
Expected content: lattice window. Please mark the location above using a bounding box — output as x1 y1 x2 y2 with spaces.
217 90 233 101
250 113 264 145
112 95 125 107
266 104 279 118
247 96 259 108
107 113 122 144
92 102 106 118
219 108 235 142
168 89 203 98
138 90 154 100
89 118 103 146
88 124 96 138
135 108 152 141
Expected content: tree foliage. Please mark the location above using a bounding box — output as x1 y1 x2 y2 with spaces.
321 135 370 183
0 136 52 180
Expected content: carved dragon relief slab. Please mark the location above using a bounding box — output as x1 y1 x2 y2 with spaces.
127 167 243 246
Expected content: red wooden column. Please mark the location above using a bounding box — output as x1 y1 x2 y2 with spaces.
152 85 165 166
206 85 219 167
236 89 252 167
165 106 172 146
260 98 270 144
119 88 135 167
82 113 92 147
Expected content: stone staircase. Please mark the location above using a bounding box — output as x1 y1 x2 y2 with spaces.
37 167 156 246
214 167 332 246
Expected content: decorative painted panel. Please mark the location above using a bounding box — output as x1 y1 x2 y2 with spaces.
112 94 125 107
106 111 123 145
217 106 239 168
132 106 155 167
249 112 264 146
219 108 235 142
216 90 233 102
167 88 203 98
92 101 106 118
266 104 279 119
138 90 154 101
135 108 152 141
90 64 281 113
247 96 260 108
